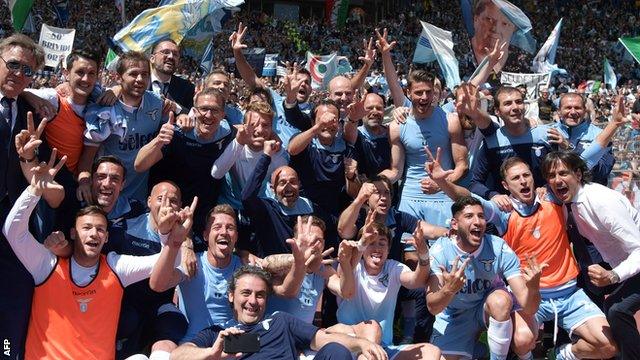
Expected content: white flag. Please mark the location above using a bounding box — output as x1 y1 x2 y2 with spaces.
532 18 566 75
413 21 460 89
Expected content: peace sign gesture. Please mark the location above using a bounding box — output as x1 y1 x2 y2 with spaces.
28 148 66 196
283 63 306 103
439 256 471 294
425 146 454 183
157 191 180 235
229 22 248 52
15 111 47 162
168 196 199 248
375 28 397 54
455 83 481 119
359 37 376 66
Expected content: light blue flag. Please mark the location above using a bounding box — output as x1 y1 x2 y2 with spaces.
413 20 461 89
492 0 536 53
113 0 243 54
532 18 566 75
603 58 617 90
199 40 214 75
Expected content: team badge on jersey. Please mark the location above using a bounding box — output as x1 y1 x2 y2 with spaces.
147 109 158 121
532 226 541 239
77 298 92 313
480 259 494 272
532 145 544 157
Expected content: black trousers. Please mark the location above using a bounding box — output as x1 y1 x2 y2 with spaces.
604 273 640 360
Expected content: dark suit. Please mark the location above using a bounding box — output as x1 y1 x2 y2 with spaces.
150 74 195 113
0 95 50 359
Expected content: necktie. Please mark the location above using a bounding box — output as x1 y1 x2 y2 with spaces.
0 97 14 152
565 203 593 269
153 80 169 96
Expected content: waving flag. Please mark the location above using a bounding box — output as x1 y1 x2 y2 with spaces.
199 40 214 75
619 37 640 64
113 0 243 54
413 21 461 89
6 0 34 31
532 18 566 75
306 52 338 89
325 0 350 28
603 58 617 90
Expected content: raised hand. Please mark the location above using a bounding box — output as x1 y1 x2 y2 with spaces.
283 65 305 103
358 208 379 248
611 95 629 126
439 256 471 294
15 111 47 161
313 111 338 134
262 139 281 157
359 37 376 66
235 118 256 146
546 127 571 150
44 231 69 253
344 157 358 181
157 191 180 236
484 39 507 69
404 221 428 260
29 148 66 196
346 98 367 121
424 146 454 183
356 182 376 204
168 196 198 248
455 83 481 119
156 112 176 146
375 28 397 54
521 254 547 288
229 22 248 52
176 113 195 131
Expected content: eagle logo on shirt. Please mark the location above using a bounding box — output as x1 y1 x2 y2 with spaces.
480 259 494 272
532 145 544 157
378 272 390 287
532 226 541 239
327 154 342 164
147 109 158 121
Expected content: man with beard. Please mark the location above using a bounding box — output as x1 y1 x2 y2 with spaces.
148 39 194 113
241 139 333 257
469 86 620 210
350 93 391 179
542 151 640 360
3 154 190 359
135 87 235 234
149 204 310 345
79 51 166 202
429 150 617 360
427 196 543 360
380 70 467 229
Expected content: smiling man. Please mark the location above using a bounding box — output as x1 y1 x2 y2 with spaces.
2 154 187 359
542 151 640 360
80 51 166 203
170 265 388 360
136 87 235 234
430 151 617 360
148 39 194 113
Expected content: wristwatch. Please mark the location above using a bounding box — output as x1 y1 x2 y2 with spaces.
609 270 620 284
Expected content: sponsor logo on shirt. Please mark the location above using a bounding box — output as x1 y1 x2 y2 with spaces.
119 131 158 151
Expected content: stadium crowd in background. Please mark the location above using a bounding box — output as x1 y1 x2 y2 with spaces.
1 0 640 360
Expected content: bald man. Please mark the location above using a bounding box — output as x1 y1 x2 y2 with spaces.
241 139 332 257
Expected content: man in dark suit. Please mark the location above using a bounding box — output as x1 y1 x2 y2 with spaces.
148 39 195 114
0 33 46 359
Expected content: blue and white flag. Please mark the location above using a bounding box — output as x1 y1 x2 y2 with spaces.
199 40 214 75
113 0 243 54
492 0 536 53
262 53 278 77
413 20 461 89
603 58 617 90
532 18 566 75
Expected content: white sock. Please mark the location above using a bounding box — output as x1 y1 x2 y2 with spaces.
148 350 171 360
557 344 578 360
518 352 533 360
487 317 513 360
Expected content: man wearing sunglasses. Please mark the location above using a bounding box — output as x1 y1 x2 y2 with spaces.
135 87 236 235
148 39 194 114
0 33 46 360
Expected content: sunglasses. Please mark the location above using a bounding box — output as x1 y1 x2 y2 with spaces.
0 56 34 77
